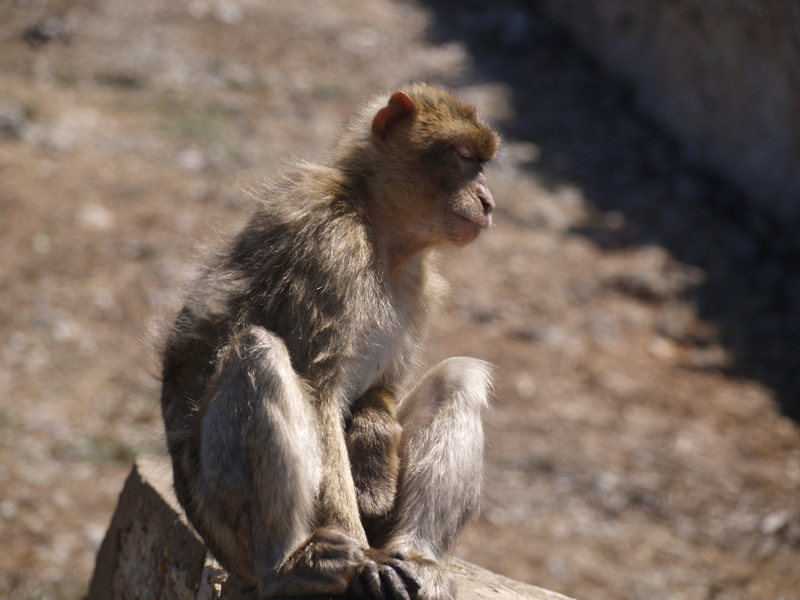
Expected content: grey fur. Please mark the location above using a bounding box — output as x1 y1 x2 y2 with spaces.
159 84 499 600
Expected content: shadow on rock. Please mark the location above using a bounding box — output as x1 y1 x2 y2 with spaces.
421 0 800 419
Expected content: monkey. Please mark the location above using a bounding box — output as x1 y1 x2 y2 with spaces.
159 83 499 600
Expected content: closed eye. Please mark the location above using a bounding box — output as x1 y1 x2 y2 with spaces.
455 145 474 161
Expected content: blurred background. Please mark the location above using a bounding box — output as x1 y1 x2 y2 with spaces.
1 1 800 599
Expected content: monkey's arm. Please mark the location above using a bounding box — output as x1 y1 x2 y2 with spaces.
346 387 433 600
316 397 371 546
346 386 402 545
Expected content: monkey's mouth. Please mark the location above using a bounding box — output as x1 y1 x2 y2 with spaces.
453 210 491 230
448 211 489 244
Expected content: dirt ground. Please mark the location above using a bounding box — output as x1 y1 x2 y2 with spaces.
1 1 799 599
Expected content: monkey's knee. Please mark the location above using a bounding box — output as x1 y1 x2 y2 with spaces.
194 326 322 583
399 356 492 423
219 326 298 390
210 326 318 452
201 326 319 475
392 357 492 558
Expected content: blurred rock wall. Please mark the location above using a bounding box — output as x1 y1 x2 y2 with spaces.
539 0 800 231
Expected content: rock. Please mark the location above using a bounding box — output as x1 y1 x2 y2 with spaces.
86 456 575 600
24 16 70 46
211 1 244 25
76 203 114 231
0 97 28 139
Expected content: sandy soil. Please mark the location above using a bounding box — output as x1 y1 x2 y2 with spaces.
1 1 799 599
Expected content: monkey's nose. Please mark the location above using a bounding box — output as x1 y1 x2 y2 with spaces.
479 187 495 217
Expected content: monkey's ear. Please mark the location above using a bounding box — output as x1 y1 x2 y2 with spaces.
371 91 415 143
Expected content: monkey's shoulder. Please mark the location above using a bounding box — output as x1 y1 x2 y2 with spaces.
210 178 379 320
233 199 374 293
243 167 370 258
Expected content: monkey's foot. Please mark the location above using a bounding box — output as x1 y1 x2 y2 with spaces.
260 527 365 599
351 549 423 600
401 556 455 600
355 551 456 600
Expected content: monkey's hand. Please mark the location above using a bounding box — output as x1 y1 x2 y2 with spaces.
269 527 365 598
352 549 422 600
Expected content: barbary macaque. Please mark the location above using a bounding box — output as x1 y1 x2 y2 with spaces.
160 83 499 600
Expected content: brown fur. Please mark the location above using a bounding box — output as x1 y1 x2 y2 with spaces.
160 84 499 600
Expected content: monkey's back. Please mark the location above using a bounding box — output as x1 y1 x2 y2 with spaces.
159 165 432 508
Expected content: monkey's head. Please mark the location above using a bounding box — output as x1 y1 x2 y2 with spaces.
346 84 500 256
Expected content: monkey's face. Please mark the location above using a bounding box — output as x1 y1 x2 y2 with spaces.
440 144 495 245
367 85 500 254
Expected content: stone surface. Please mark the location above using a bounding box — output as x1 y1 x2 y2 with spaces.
86 456 574 600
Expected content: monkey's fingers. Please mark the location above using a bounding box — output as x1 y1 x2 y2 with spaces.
381 558 421 595
350 577 368 600
357 559 385 600
355 557 419 600
378 563 412 600
272 597 336 600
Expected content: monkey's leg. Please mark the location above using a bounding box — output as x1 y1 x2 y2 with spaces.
395 356 491 555
359 357 492 600
192 326 365 599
